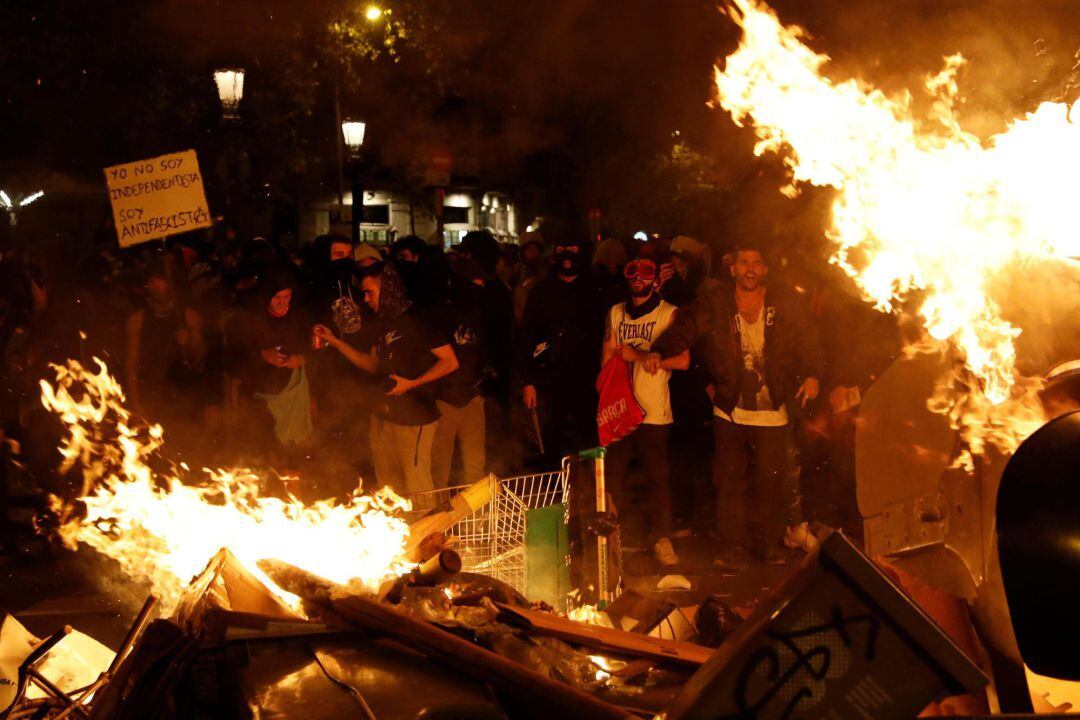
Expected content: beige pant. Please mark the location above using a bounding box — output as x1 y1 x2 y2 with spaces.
431 396 486 488
370 416 437 495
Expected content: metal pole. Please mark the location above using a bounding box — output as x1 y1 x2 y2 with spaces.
334 84 345 211
351 160 363 246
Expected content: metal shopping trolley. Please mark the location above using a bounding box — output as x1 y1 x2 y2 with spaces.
407 466 569 596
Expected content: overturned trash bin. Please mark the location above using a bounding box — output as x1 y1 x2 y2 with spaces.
665 532 987 720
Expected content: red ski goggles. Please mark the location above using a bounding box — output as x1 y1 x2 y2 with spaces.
623 260 657 281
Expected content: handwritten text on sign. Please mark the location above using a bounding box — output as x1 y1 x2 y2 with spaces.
104 150 212 247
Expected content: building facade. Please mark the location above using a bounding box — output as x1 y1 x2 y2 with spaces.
302 188 518 248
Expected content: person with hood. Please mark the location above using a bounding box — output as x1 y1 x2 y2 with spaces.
234 265 314 454
657 236 720 533
520 230 609 464
430 257 488 487
314 262 458 494
513 236 546 326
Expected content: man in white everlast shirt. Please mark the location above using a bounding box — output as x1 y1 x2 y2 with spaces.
601 256 690 567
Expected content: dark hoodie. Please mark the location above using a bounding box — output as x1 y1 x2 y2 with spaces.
240 265 309 395
371 264 450 426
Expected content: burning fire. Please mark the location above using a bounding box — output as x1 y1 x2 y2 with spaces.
715 0 1080 454
41 358 413 612
567 604 613 628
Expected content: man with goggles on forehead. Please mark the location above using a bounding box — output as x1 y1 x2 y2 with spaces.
601 254 690 568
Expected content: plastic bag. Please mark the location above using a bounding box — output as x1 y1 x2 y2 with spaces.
256 365 314 446
595 355 644 447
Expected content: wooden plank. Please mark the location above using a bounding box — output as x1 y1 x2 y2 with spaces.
496 603 713 666
260 559 636 720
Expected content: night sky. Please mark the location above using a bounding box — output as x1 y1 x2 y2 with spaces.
1 0 1078 252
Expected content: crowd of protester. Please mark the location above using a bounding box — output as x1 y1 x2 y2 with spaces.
0 224 899 571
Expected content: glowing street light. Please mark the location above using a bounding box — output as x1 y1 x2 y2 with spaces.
0 188 44 247
365 5 384 21
0 189 43 222
213 68 245 120
341 120 367 244
19 190 44 207
341 120 367 156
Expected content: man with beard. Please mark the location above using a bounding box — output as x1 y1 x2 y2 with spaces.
706 245 822 567
520 232 608 464
314 262 458 494
600 256 689 567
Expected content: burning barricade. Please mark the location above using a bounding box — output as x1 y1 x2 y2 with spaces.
0 357 988 719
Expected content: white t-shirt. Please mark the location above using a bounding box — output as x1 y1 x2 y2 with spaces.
608 298 678 425
713 306 788 427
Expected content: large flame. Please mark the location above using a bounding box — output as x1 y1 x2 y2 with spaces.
41 358 413 612
715 0 1080 454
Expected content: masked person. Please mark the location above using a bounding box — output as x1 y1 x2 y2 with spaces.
600 255 690 567
314 262 458 494
520 231 609 464
430 258 488 487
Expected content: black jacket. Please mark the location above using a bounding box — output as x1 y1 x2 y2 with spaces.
654 284 823 415
519 272 609 389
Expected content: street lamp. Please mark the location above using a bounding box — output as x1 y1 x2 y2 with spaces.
342 120 366 244
0 189 44 246
214 68 245 121
365 5 384 21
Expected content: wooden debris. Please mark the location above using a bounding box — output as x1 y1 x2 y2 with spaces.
404 476 495 561
260 558 636 720
496 603 713 667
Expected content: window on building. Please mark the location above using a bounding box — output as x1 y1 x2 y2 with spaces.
363 229 392 245
363 204 390 224
443 206 469 224
443 229 464 249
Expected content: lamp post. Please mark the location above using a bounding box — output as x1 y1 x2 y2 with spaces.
213 68 246 219
342 120 366 245
0 190 44 247
213 68 245 122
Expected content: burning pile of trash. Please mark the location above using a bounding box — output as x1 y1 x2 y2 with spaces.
1 357 986 719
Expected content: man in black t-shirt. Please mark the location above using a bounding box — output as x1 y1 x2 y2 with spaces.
315 263 458 494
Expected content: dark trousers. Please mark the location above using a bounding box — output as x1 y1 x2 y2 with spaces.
712 417 792 553
605 424 673 541
538 380 598 468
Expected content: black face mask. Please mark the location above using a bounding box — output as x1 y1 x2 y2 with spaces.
331 258 355 282
554 248 586 277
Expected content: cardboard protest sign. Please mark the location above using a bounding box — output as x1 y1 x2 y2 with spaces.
104 150 212 248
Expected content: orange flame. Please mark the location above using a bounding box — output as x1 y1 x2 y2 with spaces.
41 358 413 613
715 0 1079 453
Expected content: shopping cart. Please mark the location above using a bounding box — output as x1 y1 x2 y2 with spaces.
407 466 569 596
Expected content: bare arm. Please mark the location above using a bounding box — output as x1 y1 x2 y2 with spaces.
601 311 619 367
388 344 459 396
660 349 690 371
314 324 377 374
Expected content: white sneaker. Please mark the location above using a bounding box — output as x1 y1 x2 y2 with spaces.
654 537 680 566
783 522 819 553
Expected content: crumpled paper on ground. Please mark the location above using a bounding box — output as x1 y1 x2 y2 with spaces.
0 614 115 711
